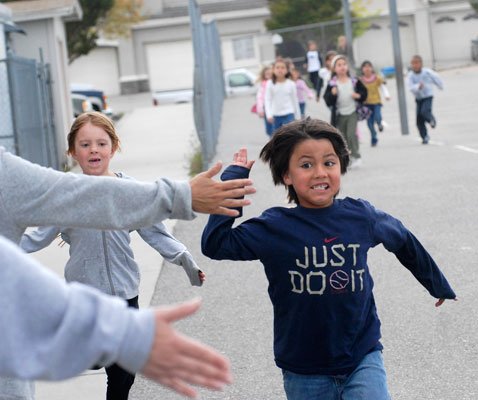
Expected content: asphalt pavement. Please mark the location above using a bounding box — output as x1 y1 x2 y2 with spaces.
130 65 478 400
33 65 478 399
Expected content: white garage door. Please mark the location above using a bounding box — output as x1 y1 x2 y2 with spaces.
146 41 194 91
69 47 120 96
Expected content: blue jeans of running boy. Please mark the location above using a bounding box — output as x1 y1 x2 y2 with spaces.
273 113 295 132
282 350 391 400
366 104 383 146
416 96 434 140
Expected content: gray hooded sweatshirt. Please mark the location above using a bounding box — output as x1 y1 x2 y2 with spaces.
0 148 195 399
20 173 203 295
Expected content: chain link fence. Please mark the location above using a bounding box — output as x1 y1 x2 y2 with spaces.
0 53 57 169
188 0 225 170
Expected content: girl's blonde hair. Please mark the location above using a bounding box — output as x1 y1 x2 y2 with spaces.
258 65 272 82
67 112 121 155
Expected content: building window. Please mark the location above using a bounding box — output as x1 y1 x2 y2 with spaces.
436 16 455 23
232 37 255 60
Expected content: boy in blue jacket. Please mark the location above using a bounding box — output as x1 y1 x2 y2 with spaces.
201 118 456 399
407 54 443 144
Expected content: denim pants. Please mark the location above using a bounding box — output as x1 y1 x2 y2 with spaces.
415 96 434 139
273 113 295 132
105 296 139 400
264 116 274 137
282 350 391 400
365 104 383 145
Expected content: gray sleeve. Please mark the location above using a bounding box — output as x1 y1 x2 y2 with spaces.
0 150 195 233
0 236 155 380
137 224 202 286
20 226 61 253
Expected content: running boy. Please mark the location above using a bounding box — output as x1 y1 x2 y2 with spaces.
201 118 456 399
407 54 443 144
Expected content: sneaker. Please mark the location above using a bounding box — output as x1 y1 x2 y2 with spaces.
422 135 430 144
429 117 436 129
371 139 378 147
378 123 384 132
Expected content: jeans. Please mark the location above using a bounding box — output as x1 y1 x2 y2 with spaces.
415 96 434 139
282 350 391 400
105 296 139 400
365 104 383 145
299 102 306 118
273 113 295 132
264 116 274 137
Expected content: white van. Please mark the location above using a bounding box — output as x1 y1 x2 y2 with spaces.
152 68 257 105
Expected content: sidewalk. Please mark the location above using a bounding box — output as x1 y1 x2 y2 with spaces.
34 95 197 400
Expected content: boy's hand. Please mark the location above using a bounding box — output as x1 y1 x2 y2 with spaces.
198 270 206 283
232 148 255 170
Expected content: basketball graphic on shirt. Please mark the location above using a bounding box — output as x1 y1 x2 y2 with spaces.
330 270 349 290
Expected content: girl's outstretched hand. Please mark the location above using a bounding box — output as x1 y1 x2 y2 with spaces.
232 148 255 170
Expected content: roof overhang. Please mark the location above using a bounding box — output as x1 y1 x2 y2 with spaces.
6 0 83 23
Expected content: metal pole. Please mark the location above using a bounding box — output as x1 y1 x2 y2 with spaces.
388 0 409 135
342 0 355 70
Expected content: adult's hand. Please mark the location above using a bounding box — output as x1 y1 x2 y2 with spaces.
190 162 256 217
141 299 232 398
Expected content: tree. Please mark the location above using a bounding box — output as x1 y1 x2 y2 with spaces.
266 0 343 30
470 0 478 12
66 0 143 64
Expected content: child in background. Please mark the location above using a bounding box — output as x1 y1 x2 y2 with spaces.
201 118 456 400
291 68 314 118
304 40 323 99
360 60 390 147
265 58 301 132
318 50 337 99
324 54 367 168
255 65 274 136
21 112 205 400
407 54 443 144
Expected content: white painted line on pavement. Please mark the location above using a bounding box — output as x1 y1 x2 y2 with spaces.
454 145 478 154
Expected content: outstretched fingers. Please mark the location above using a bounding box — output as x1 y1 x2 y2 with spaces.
141 300 232 397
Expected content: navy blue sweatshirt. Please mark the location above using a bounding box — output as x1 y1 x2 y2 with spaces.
202 166 456 376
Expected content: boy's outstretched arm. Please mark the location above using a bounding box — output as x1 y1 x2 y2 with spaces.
201 149 262 262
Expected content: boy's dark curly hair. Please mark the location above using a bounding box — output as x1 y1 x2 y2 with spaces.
259 118 350 204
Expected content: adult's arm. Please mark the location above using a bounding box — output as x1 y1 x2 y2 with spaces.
1 149 255 238
0 237 231 397
0 235 155 380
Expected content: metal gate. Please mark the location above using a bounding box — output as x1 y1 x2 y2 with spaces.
5 54 57 169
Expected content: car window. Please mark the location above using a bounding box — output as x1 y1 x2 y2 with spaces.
228 73 252 87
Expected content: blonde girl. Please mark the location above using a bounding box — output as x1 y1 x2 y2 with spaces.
21 111 205 400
